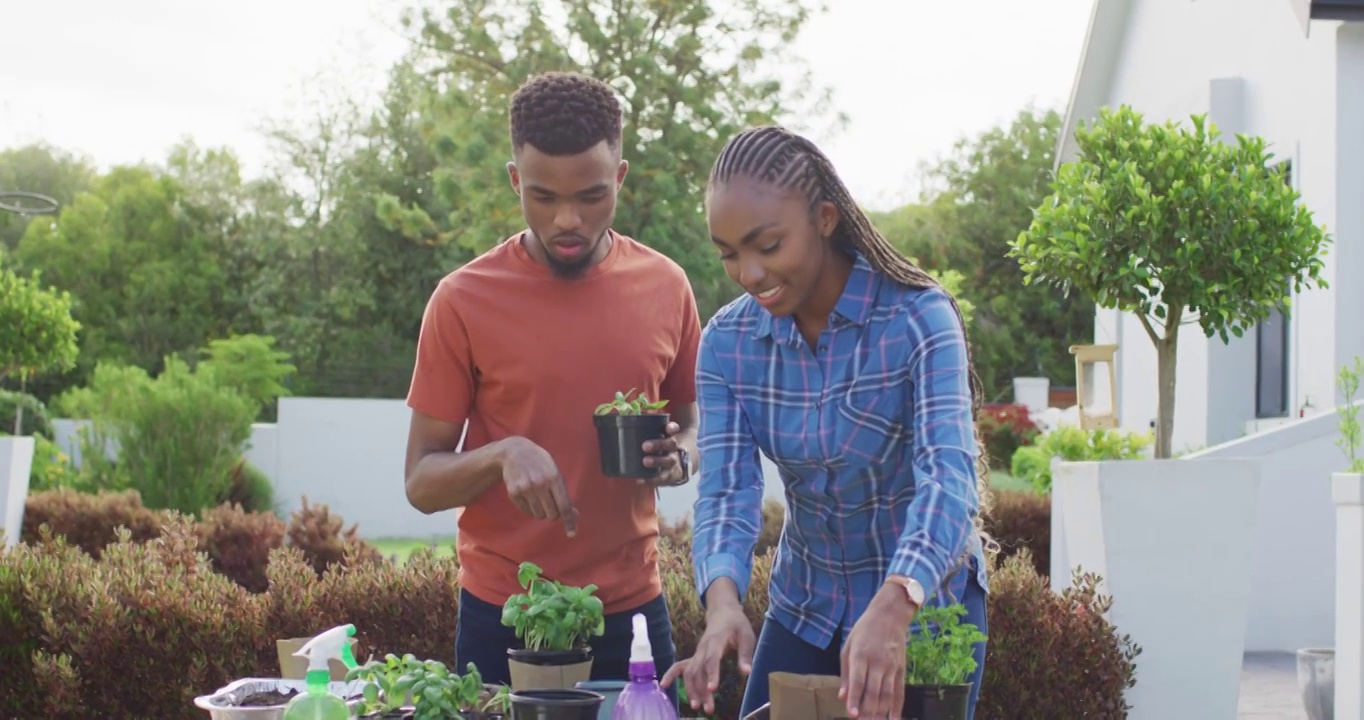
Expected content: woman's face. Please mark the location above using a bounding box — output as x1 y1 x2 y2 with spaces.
706 175 841 318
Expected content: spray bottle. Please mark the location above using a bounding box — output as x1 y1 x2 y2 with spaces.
281 624 359 720
611 613 678 720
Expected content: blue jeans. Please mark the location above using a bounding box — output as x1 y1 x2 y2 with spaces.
456 588 679 705
739 573 988 719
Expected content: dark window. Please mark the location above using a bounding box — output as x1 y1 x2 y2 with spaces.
1255 160 1292 419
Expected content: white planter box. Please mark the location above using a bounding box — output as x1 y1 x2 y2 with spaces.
0 435 35 550
1055 458 1261 720
1334 471 1364 720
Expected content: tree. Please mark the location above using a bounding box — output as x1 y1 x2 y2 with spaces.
1010 105 1330 459
384 0 837 320
0 264 80 433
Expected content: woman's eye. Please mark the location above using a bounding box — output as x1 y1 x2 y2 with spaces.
759 242 782 255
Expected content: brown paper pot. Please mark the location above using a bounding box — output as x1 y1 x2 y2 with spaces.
276 637 359 681
767 672 849 720
506 647 594 691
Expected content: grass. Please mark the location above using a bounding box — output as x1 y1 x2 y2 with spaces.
370 535 457 564
987 470 1036 494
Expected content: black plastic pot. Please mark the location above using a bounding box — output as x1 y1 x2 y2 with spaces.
508 689 604 720
901 683 970 720
593 412 669 478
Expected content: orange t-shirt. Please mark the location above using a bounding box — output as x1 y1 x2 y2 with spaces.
406 230 702 614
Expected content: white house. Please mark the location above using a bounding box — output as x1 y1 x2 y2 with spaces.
1057 0 1364 453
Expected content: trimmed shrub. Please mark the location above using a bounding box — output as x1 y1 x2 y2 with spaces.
977 549 1141 719
220 458 276 514
286 496 384 575
656 497 786 559
196 502 287 592
978 403 1041 470
20 488 165 557
1011 425 1152 494
983 489 1051 577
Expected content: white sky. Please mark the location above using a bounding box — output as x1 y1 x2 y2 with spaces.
0 0 1093 211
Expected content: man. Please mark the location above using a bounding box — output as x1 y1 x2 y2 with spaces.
403 70 701 691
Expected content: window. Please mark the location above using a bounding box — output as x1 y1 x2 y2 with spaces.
1255 160 1293 419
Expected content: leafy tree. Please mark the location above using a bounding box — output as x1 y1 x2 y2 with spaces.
384 0 837 320
0 143 96 251
0 264 80 433
1011 105 1330 458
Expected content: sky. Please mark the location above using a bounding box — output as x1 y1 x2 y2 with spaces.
0 0 1094 211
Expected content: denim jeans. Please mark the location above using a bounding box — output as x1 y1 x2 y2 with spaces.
455 587 679 705
738 572 988 719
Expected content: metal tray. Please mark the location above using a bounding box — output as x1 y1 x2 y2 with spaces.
193 677 368 720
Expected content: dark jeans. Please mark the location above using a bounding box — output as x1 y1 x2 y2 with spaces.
456 588 678 705
739 573 989 719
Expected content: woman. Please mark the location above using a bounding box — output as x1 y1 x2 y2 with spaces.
660 126 992 720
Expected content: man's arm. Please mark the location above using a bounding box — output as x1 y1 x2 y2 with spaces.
404 411 512 514
403 277 505 514
655 271 703 484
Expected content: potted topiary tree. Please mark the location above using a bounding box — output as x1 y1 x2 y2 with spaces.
501 561 605 692
902 602 988 720
1011 104 1330 718
0 264 80 550
592 388 669 479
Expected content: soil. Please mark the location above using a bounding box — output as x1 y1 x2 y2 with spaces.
233 689 299 706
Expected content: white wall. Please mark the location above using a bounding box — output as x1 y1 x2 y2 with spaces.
1083 0 1354 452
1187 411 1343 651
49 397 790 539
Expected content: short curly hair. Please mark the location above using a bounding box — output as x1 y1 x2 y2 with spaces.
509 71 623 156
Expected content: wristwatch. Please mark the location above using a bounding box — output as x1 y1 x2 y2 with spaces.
885 574 926 609
675 448 691 482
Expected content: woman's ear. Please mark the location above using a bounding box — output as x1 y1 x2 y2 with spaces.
818 200 840 239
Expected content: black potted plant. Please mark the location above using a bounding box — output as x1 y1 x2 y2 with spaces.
902 602 988 720
501 561 605 691
592 388 669 478
507 688 605 720
347 654 511 719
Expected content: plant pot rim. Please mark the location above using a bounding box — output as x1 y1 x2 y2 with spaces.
507 646 593 666
1297 647 1335 656
508 688 605 706
593 412 670 425
904 682 973 690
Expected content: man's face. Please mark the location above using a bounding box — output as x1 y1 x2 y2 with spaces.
508 140 628 278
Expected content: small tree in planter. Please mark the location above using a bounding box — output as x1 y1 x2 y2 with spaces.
348 654 510 720
501 561 605 691
592 388 669 478
0 265 79 549
902 602 988 720
1011 105 1330 459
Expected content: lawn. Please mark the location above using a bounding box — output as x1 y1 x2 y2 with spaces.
370 535 457 564
988 470 1035 494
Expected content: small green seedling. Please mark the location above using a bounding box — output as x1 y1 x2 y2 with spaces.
1338 357 1364 474
501 561 606 652
594 387 669 416
904 602 988 687
347 654 503 719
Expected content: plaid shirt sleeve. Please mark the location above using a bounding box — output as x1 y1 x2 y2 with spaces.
889 288 981 596
690 327 767 603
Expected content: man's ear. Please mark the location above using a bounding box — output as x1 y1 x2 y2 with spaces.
507 162 521 195
616 159 629 188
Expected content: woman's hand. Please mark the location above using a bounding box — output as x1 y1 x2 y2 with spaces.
839 583 917 719
661 581 755 715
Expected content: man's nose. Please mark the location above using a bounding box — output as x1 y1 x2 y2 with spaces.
554 204 582 233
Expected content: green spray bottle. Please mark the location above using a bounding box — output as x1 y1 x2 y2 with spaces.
281 623 359 720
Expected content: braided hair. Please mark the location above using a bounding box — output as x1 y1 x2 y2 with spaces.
708 125 997 544
509 71 623 156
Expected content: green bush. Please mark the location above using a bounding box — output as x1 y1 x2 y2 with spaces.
1011 424 1152 493
0 390 53 438
0 265 80 434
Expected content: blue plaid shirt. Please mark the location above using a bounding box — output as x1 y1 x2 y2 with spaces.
691 253 988 650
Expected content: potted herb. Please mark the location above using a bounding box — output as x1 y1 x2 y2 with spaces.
501 561 605 691
347 654 511 720
592 388 669 478
902 602 988 720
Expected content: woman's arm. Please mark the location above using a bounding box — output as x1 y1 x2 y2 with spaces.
691 329 767 606
888 287 980 598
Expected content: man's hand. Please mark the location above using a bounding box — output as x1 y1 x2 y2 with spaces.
499 436 577 537
839 583 917 719
660 597 755 715
641 421 689 487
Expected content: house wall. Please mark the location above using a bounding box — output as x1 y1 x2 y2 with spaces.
49 397 790 539
1085 0 1347 451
